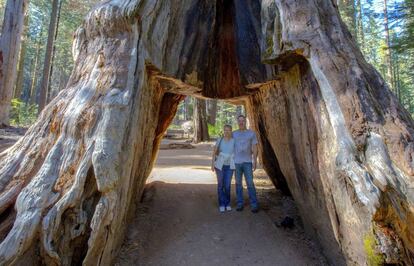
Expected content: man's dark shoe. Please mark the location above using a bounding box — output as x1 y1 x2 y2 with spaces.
236 206 244 211
251 207 259 213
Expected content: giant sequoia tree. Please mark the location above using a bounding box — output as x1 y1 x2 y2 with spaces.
0 0 413 265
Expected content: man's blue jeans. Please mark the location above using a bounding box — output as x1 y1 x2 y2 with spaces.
215 165 233 207
235 162 258 208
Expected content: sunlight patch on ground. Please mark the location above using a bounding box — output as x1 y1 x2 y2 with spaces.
147 167 216 184
150 140 274 187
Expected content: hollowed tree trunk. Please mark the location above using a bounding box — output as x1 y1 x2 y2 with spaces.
0 0 413 265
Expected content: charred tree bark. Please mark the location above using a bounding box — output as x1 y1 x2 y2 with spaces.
0 0 413 265
0 0 29 126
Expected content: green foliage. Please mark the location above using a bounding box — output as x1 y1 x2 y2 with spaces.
208 123 222 138
339 0 414 116
207 102 242 137
391 0 414 52
173 97 244 138
2 0 100 109
10 98 38 127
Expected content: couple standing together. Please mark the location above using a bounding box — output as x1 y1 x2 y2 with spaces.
211 115 259 213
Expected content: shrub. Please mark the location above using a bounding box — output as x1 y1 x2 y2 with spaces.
10 98 38 127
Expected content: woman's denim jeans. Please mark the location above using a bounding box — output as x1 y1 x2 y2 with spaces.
235 162 258 208
215 165 233 207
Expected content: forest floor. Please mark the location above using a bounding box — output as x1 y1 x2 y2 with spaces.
115 139 328 266
0 126 26 153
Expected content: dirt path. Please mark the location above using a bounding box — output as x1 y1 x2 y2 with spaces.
115 140 327 266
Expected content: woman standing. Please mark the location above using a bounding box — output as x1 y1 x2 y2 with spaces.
211 125 235 213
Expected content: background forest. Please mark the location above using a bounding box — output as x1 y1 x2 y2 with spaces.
0 0 413 138
0 0 98 126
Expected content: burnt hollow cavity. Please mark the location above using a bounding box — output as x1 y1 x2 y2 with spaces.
203 0 241 98
179 0 270 99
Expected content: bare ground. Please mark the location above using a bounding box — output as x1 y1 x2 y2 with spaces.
0 126 26 153
115 139 328 266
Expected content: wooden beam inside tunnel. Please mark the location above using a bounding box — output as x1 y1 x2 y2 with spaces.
147 63 254 105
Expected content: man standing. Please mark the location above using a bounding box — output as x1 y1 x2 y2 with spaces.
233 115 259 213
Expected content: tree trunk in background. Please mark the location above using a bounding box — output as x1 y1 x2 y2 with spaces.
383 0 395 93
47 0 63 104
395 54 401 101
183 97 189 120
29 34 42 104
193 98 209 142
0 0 29 126
14 14 30 99
207 99 217 124
23 58 34 103
38 0 60 113
0 1 413 265
356 0 364 47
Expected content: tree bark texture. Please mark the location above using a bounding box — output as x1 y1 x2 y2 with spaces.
0 0 29 126
0 0 413 265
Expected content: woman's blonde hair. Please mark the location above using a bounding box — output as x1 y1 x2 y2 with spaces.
223 124 232 130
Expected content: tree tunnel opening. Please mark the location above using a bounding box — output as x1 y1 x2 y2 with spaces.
140 50 347 264
115 92 328 264
149 95 283 187
145 84 291 196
